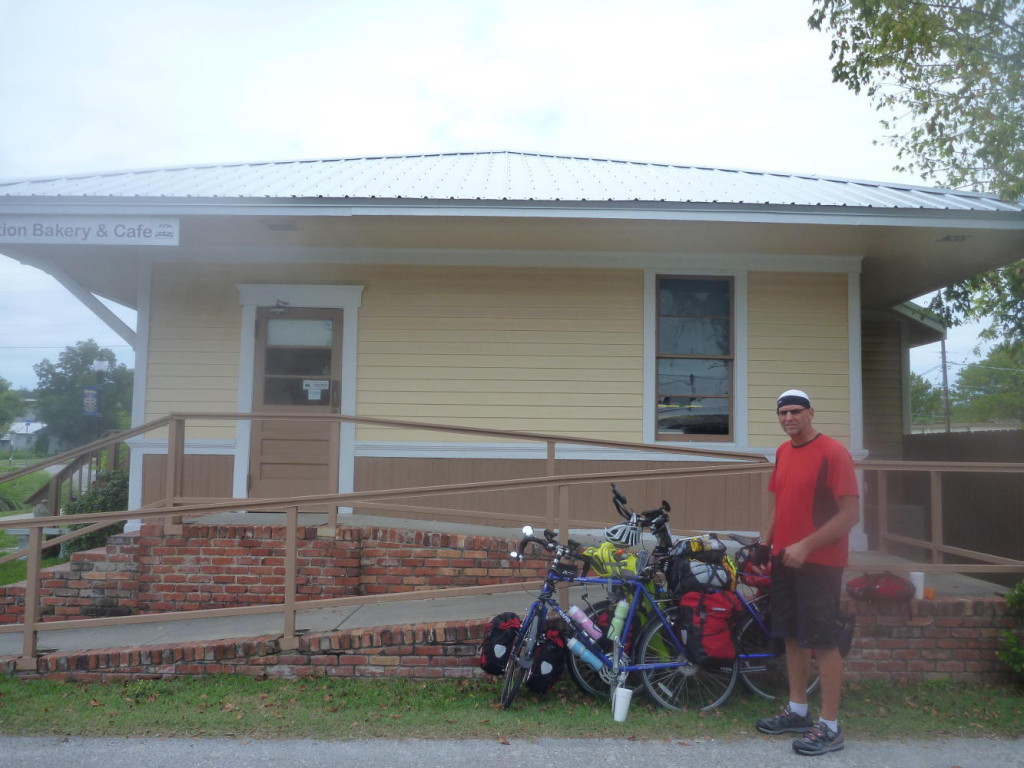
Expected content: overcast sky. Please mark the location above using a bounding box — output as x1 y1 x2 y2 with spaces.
0 0 991 393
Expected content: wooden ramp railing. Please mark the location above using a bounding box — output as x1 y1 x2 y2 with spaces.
2 412 1023 671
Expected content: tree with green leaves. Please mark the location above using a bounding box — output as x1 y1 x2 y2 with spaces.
809 0 1024 201
0 377 23 439
951 341 1024 422
909 371 946 425
809 1 1024 349
926 262 1024 347
33 340 133 449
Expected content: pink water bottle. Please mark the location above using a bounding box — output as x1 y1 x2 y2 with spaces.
567 605 602 640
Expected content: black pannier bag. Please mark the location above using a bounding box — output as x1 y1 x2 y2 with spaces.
525 628 567 693
479 612 521 675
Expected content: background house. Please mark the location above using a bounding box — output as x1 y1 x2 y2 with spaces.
0 419 44 455
1 152 1022 541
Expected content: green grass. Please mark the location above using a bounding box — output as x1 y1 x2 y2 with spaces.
0 471 49 513
0 472 64 583
0 555 67 586
0 675 1021 741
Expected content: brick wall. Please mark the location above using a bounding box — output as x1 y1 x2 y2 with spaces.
843 596 1016 683
0 521 1018 684
0 522 544 621
2 597 1018 684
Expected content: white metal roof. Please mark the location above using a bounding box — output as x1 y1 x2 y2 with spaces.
1 151 1019 212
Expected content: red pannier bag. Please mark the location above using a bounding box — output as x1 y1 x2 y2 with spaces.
676 590 743 668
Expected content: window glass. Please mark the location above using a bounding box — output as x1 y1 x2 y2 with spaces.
267 318 333 347
657 359 730 397
263 377 332 406
658 318 730 356
656 276 733 439
262 317 334 406
266 348 332 376
658 278 730 316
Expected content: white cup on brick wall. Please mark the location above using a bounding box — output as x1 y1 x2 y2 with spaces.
909 571 925 600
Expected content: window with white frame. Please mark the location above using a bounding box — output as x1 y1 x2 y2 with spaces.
656 275 733 440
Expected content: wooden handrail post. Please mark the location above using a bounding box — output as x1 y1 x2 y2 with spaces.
929 470 944 564
280 505 300 650
46 472 60 520
545 441 556 534
557 483 570 606
16 526 42 668
877 470 890 555
165 417 186 529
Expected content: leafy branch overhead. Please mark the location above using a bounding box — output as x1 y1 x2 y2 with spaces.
810 1 1024 343
809 0 1024 201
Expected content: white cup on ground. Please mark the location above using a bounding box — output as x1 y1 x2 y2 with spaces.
909 571 925 600
612 686 633 722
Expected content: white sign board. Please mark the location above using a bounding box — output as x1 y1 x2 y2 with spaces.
0 216 179 246
303 379 330 402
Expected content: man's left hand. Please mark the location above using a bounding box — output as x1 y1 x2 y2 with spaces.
781 540 811 568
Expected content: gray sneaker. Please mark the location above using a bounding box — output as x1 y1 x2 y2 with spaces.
756 705 814 735
792 721 845 755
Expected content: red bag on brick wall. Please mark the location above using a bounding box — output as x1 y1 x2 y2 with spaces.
846 571 914 601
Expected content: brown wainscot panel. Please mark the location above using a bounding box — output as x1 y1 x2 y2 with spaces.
142 454 235 506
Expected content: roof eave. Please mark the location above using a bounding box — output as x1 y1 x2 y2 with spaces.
2 195 1022 230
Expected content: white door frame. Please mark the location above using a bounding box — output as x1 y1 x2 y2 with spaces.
236 284 363 504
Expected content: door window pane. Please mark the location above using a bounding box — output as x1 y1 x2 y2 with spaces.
264 377 333 406
267 318 333 347
262 317 334 406
266 348 332 376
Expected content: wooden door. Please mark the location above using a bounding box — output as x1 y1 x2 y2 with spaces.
249 307 343 502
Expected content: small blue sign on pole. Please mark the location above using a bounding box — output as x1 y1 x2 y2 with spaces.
82 387 101 417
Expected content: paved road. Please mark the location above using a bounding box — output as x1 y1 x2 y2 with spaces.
1 736 1022 768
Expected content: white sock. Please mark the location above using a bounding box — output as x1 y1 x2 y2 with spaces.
788 701 808 717
819 717 839 733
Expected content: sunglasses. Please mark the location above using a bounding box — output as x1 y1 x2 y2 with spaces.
777 407 808 417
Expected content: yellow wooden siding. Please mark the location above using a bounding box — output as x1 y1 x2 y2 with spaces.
747 272 852 448
355 265 643 441
144 266 242 439
861 318 904 459
143 263 645 443
143 263 857 452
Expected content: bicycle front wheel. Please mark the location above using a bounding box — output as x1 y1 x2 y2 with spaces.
736 612 820 701
636 607 737 711
500 610 540 710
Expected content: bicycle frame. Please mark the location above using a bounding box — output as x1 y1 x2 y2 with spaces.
732 590 774 670
519 564 686 679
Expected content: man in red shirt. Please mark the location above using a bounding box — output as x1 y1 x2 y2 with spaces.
756 389 860 756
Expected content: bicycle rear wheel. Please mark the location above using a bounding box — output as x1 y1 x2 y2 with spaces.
636 607 737 711
500 610 540 709
736 611 820 701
